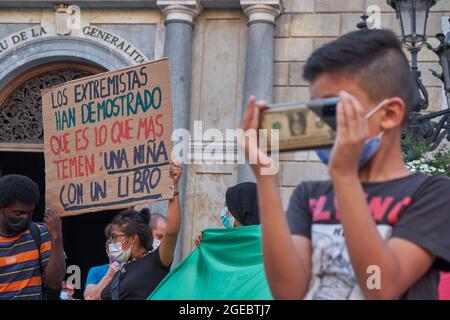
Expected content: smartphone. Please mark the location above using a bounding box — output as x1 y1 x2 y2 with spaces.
258 97 339 152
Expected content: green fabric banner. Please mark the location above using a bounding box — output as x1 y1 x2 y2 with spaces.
148 225 273 300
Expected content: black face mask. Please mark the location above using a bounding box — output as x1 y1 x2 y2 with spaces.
1 212 31 235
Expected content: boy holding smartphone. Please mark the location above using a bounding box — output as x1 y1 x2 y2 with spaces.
242 29 450 299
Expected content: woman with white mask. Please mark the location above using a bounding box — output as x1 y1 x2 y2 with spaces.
100 163 182 300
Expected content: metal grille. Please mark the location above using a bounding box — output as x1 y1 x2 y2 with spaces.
0 69 92 143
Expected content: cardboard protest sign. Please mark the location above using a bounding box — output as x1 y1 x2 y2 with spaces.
41 58 174 216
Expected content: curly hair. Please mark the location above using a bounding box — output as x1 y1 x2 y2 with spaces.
0 174 40 209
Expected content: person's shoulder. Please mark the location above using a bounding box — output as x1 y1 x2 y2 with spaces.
428 174 450 185
87 265 108 280
422 174 450 194
35 223 49 234
138 248 159 263
403 172 449 184
411 173 450 192
287 180 332 209
100 264 109 272
148 248 171 270
293 179 332 195
90 264 109 272
149 247 160 259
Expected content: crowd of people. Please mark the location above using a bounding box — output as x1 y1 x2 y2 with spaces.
1 28 450 300
0 163 181 300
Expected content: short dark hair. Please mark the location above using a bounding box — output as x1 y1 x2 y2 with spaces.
0 174 40 209
303 29 416 121
109 209 152 251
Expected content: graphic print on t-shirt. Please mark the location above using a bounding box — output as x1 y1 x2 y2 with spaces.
305 224 392 300
305 192 412 299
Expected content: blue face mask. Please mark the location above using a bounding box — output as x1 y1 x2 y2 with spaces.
315 99 388 168
220 207 235 228
60 290 69 300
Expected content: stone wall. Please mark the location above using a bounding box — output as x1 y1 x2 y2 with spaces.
182 10 248 256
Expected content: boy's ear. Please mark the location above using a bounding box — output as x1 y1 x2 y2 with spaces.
380 97 406 130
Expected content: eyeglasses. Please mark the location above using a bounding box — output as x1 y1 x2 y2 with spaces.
109 233 128 243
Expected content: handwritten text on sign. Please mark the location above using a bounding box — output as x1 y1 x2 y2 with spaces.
42 59 173 216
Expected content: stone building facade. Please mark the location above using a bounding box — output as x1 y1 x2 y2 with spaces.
0 0 449 271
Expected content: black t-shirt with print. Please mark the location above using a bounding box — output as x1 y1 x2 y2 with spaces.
101 248 170 300
286 172 450 300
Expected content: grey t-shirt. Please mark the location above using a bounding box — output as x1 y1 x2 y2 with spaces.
286 172 450 300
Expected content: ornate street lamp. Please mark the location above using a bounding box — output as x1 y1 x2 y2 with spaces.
433 32 450 104
386 0 450 151
388 0 437 112
388 0 436 46
423 30 450 149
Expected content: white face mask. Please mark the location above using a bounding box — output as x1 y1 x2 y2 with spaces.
108 240 133 264
152 239 161 251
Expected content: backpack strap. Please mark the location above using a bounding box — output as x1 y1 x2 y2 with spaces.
29 223 62 300
29 223 43 275
110 271 121 300
29 223 48 299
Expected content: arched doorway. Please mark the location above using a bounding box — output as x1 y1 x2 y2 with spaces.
0 63 102 149
0 62 104 211
0 62 118 298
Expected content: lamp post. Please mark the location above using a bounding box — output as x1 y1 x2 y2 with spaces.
433 32 450 106
388 0 437 112
386 0 450 151
388 0 436 46
424 30 450 148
